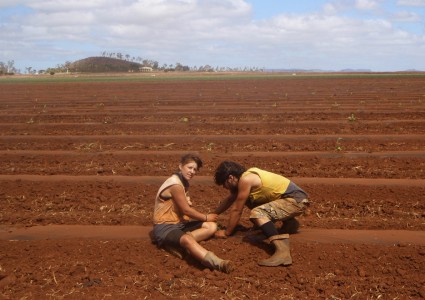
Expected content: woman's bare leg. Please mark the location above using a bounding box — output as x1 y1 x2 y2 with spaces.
179 233 208 260
189 221 217 242
179 229 233 273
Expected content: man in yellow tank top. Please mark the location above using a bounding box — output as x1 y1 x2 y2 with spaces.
213 161 310 267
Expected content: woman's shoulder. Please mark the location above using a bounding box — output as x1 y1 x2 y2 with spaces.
159 175 184 191
165 174 183 185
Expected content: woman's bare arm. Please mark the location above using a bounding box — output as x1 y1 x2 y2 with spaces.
170 185 217 222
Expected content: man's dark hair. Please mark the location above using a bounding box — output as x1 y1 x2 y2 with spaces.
214 161 246 186
180 153 203 169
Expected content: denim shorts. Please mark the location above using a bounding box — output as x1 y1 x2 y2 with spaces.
152 221 203 247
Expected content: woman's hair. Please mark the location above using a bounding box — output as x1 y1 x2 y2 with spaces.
180 153 203 169
214 161 246 186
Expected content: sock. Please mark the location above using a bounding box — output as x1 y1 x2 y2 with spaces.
260 221 279 238
202 251 222 269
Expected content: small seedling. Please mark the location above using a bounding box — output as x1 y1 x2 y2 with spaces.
206 142 215 151
76 142 102 151
347 113 356 122
179 117 189 123
163 143 175 148
332 102 340 108
335 137 343 151
96 103 105 110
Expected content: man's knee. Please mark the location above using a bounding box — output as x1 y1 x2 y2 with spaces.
250 206 267 219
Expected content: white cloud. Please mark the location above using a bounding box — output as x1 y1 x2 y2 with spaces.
392 10 422 22
1 0 424 71
397 0 425 6
205 13 424 71
355 0 380 10
322 0 384 14
0 0 24 8
322 1 351 15
25 0 116 12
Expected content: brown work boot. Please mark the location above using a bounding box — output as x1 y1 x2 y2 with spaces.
202 251 234 273
258 234 292 267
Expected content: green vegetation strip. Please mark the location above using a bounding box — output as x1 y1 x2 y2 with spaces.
1 72 425 84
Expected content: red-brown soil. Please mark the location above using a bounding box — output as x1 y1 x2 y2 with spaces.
0 74 424 299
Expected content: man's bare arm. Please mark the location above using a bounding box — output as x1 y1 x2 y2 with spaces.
224 178 252 236
214 193 236 215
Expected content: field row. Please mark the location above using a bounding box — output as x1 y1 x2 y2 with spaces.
1 134 424 152
0 102 423 112
0 150 423 178
0 121 424 135
0 237 422 299
1 112 425 122
1 76 424 98
1 177 424 230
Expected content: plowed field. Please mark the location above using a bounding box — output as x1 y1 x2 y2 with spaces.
1 73 424 299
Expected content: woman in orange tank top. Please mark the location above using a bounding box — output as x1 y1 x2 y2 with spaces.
151 153 233 273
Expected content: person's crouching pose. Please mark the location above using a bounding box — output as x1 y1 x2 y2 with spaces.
213 161 310 267
151 153 233 273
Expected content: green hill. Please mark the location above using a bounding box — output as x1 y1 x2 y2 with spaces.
70 57 143 73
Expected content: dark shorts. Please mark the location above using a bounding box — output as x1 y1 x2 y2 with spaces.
153 221 203 247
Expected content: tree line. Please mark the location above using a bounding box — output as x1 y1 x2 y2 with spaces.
98 51 263 72
0 60 18 75
1 52 264 75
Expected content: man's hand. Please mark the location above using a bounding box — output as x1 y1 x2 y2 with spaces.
214 229 228 239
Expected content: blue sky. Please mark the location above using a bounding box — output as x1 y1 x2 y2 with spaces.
1 0 424 72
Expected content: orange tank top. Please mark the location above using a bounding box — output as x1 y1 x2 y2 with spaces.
153 175 191 224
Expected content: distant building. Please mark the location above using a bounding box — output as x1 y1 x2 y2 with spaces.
139 67 153 72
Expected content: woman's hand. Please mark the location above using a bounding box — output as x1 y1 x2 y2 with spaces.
206 213 218 222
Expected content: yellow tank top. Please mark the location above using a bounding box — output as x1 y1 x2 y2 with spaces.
242 168 290 207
